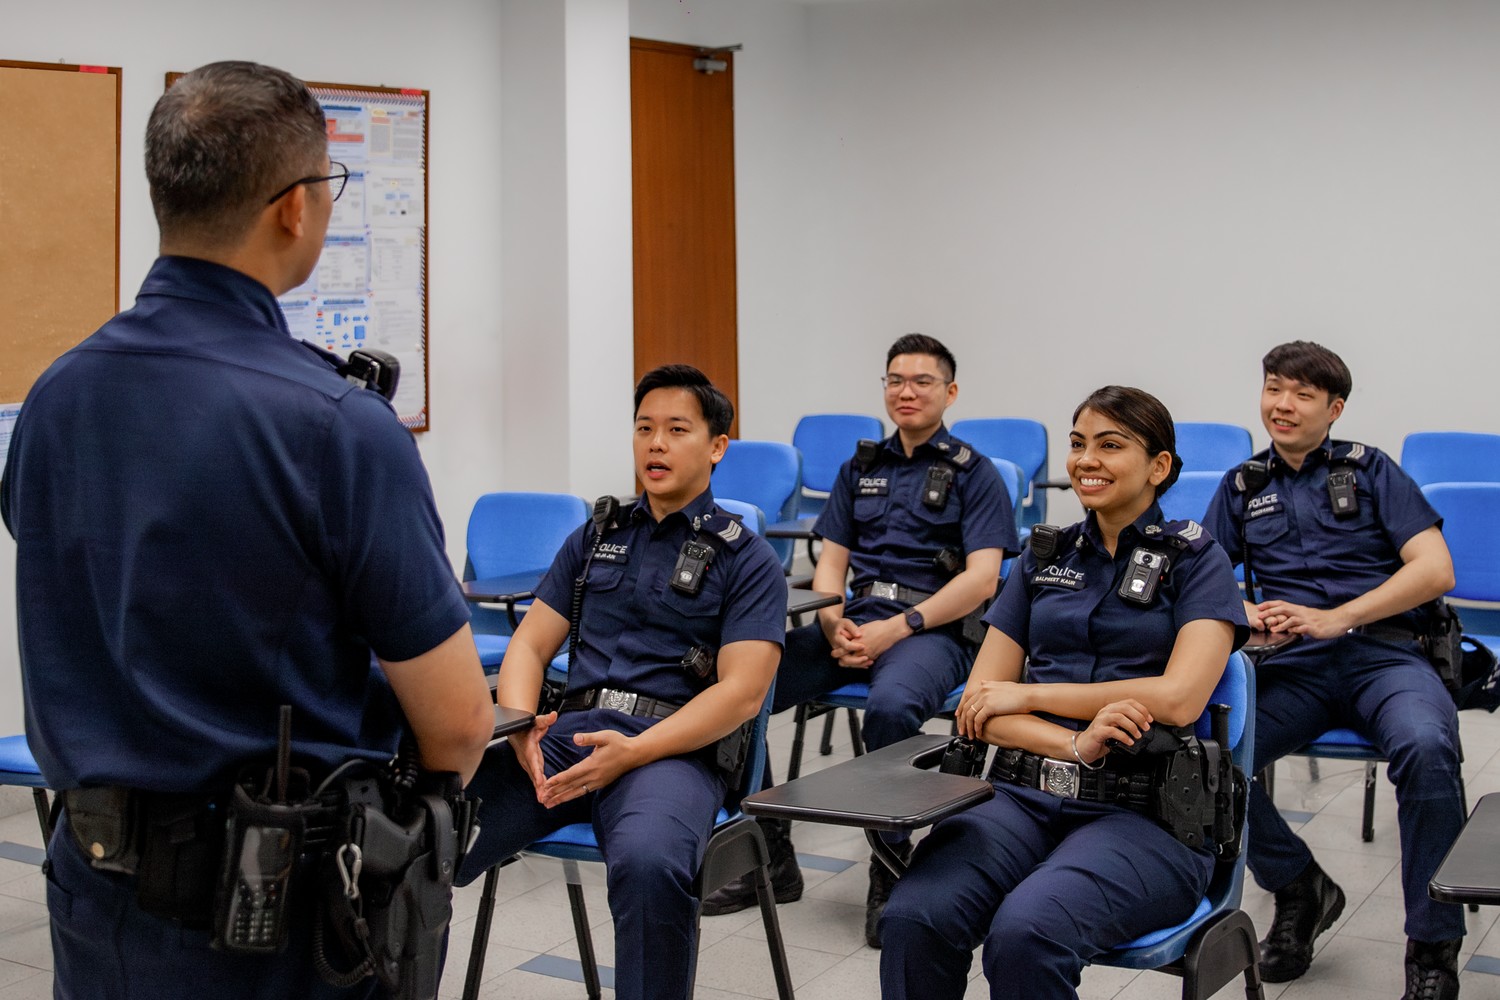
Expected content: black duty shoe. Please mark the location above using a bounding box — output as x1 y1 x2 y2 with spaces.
1258 860 1346 983
864 840 914 950
1402 937 1462 1000
700 817 803 917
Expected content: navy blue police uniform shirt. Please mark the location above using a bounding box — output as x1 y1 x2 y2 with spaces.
985 504 1248 722
534 490 788 709
1202 440 1440 620
0 256 471 793
814 427 1017 627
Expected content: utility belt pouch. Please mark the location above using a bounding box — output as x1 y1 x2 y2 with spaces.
1153 738 1218 851
1423 601 1465 697
715 719 755 787
959 603 989 646
136 792 223 927
63 786 140 874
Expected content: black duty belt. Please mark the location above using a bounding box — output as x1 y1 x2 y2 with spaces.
560 687 683 720
988 747 1155 810
854 582 935 604
1352 618 1420 644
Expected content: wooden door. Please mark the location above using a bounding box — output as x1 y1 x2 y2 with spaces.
630 38 739 434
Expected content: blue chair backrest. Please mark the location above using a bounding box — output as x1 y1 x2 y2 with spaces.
990 457 1026 533
1202 651 1253 911
1158 470 1224 525
715 498 767 537
1173 422 1253 475
950 418 1048 526
793 414 883 495
715 441 802 569
1402 431 1500 487
1423 483 1500 603
465 492 590 634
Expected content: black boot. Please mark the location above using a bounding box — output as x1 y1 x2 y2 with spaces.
864 840 913 950
700 817 803 917
1402 937 1462 1000
1258 859 1346 983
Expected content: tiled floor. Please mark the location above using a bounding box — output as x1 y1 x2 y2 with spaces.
5 705 1500 999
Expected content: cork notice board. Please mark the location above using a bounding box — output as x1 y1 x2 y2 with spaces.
0 60 120 404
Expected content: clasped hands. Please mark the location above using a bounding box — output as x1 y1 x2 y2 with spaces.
507 711 640 808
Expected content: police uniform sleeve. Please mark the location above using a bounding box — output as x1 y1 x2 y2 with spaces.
960 454 1019 555
1200 471 1244 567
319 392 472 663
811 457 858 549
719 534 789 648
1367 449 1441 551
981 549 1033 651
1169 540 1250 647
532 522 590 615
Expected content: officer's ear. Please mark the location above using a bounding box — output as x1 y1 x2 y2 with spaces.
943 379 958 410
1326 395 1345 424
708 433 729 466
1147 449 1173 487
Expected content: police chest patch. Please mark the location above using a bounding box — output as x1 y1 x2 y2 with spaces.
857 476 890 497
1032 564 1085 590
594 541 630 564
1246 493 1282 520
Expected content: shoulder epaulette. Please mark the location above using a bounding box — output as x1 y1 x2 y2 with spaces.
1155 519 1213 553
701 507 749 550
933 438 979 471
1330 441 1372 468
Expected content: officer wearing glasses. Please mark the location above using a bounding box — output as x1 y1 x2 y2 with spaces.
704 334 1016 947
2 61 493 999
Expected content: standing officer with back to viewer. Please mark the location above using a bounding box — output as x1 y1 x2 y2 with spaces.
703 333 1016 948
456 364 788 1000
1202 341 1466 999
1 61 494 999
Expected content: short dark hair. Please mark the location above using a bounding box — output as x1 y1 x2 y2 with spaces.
886 334 956 382
1072 385 1182 498
146 61 328 248
1261 341 1353 402
633 364 734 438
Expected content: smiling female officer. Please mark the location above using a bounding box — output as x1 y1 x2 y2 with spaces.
880 385 1248 1000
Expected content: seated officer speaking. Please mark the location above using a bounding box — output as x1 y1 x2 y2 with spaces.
456 365 787 1000
1203 341 1466 999
703 333 1016 947
1 62 494 1000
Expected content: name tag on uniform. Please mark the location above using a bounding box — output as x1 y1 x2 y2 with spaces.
857 476 890 497
1246 493 1283 520
594 541 631 564
1032 564 1085 590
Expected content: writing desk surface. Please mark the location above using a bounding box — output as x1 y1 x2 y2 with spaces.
461 572 544 604
766 518 818 540
1431 792 1500 905
786 587 840 618
743 734 993 834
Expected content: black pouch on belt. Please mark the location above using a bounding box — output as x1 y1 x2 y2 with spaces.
135 792 223 927
64 785 141 874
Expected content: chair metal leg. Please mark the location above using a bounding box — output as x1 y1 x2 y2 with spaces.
789 704 811 781
1362 761 1377 843
461 864 503 1000
847 708 864 757
32 789 52 844
564 875 603 1000
753 859 796 999
818 712 836 756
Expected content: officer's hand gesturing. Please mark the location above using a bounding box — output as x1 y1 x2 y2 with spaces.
1255 599 1350 640
508 710 557 798
1075 699 1153 765
956 680 1027 739
539 729 639 808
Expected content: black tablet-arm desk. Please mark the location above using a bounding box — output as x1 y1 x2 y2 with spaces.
741 733 993 877
1430 792 1500 906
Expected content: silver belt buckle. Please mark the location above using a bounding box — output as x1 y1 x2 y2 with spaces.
1038 757 1080 798
870 581 900 601
600 689 638 714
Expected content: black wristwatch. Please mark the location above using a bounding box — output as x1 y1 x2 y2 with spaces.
905 608 926 634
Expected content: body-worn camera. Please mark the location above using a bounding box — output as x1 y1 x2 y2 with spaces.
939 737 988 777
671 540 715 595
923 464 955 510
1117 548 1168 605
1328 469 1359 518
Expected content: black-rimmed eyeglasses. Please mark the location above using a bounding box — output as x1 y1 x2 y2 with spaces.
266 161 350 205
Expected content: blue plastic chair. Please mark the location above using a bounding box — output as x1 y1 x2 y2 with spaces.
714 440 802 571
792 414 883 519
461 683 793 1000
950 418 1049 528
1158 471 1225 525
0 735 52 843
1173 422 1253 475
464 492 591 669
789 681 966 781
1095 651 1263 999
1402 431 1500 487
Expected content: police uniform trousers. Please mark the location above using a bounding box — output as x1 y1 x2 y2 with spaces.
1250 632 1465 942
879 783 1214 1000
45 813 377 1000
457 709 726 1000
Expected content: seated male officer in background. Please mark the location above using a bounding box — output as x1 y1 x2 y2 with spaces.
704 333 1016 948
1203 341 1466 999
457 364 787 1000
1 61 494 999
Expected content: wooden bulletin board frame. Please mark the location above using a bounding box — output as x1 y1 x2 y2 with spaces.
165 73 432 431
0 59 121 405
